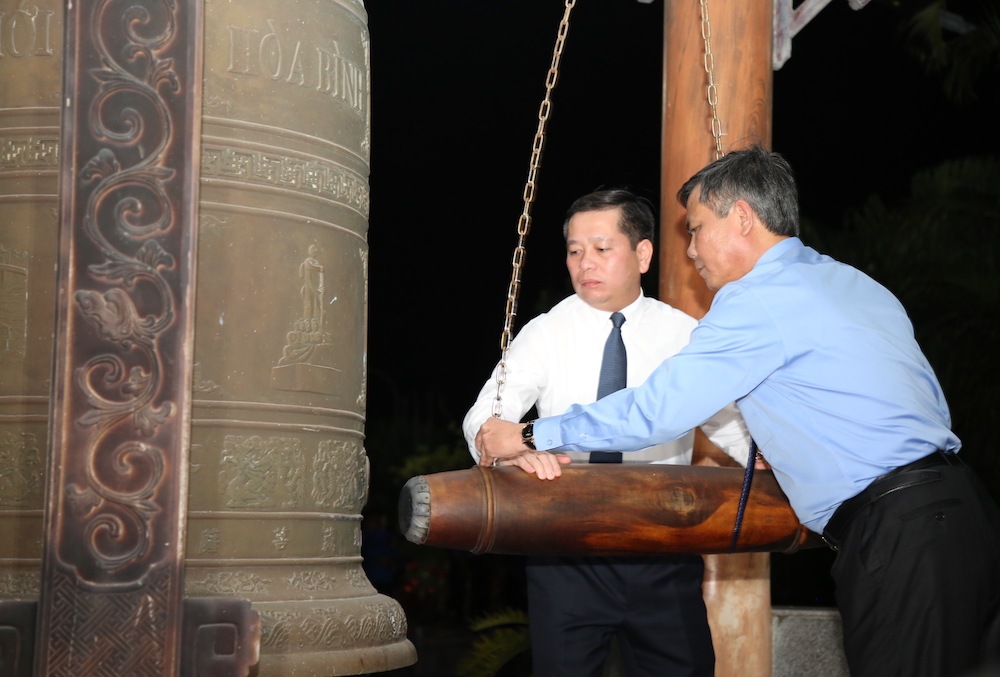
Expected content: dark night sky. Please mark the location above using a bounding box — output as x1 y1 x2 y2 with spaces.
361 0 999 441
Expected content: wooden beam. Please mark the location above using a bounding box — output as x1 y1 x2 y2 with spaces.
659 1 774 676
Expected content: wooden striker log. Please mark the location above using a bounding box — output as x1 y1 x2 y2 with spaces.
399 464 818 556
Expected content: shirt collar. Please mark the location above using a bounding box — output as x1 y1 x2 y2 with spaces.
756 236 802 267
736 237 803 285
576 293 646 325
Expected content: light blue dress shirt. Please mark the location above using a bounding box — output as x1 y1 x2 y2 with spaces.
532 238 960 533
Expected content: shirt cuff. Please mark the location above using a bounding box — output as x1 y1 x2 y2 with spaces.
531 416 564 451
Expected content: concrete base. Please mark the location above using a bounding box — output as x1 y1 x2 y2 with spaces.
602 606 848 677
772 606 849 677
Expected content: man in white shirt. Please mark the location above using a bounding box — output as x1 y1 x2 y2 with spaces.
463 189 750 677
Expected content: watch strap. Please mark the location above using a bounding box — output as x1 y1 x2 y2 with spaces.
521 420 536 450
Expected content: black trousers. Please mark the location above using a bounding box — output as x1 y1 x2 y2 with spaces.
829 461 1000 677
526 554 714 677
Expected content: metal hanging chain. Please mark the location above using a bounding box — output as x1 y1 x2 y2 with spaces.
700 0 754 497
492 0 577 419
700 0 756 540
699 0 725 159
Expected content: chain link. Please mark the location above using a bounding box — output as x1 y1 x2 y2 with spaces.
490 0 719 417
492 0 576 419
699 0 725 159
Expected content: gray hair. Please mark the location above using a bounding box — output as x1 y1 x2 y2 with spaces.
677 144 800 237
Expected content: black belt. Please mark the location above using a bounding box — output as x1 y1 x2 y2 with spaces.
822 450 961 551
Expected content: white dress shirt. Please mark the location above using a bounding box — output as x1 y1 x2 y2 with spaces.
463 293 751 465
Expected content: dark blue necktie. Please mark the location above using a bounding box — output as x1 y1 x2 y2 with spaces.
591 312 626 464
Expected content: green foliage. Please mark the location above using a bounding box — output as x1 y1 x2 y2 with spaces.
388 423 472 491
364 383 473 521
455 608 532 677
895 0 1000 103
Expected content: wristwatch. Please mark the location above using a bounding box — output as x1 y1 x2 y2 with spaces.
521 420 536 450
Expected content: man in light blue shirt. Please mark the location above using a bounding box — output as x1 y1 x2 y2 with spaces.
474 145 1000 677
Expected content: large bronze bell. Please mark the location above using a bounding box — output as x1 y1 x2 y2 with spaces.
0 0 415 674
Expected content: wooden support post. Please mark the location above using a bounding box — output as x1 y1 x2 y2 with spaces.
659 1 774 676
